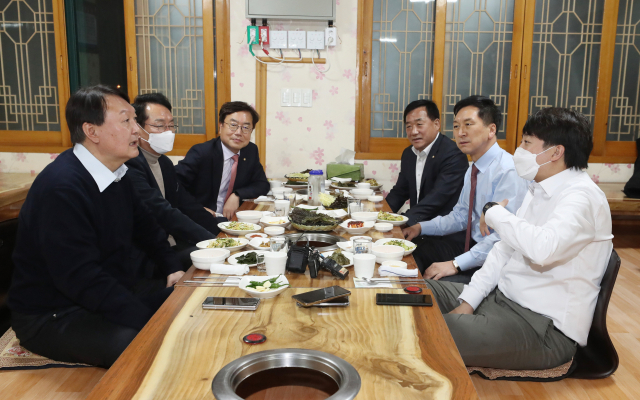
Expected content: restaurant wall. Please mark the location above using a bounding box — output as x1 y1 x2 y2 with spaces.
0 0 634 192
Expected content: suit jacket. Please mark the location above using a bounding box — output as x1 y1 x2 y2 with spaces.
126 150 221 245
175 138 270 210
386 134 469 226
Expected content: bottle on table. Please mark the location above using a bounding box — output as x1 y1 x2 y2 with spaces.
307 169 324 206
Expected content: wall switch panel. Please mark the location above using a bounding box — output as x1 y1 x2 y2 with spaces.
307 31 325 50
259 26 269 45
325 27 337 46
281 88 291 107
291 88 302 107
288 30 306 49
269 31 287 49
302 89 313 107
247 26 259 45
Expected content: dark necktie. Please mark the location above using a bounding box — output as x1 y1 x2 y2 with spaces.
464 164 479 252
224 154 239 203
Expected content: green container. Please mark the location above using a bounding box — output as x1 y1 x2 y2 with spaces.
326 162 365 181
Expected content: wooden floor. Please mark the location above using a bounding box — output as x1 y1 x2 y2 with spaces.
1 226 639 400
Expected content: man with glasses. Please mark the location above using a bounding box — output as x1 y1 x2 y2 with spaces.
176 101 269 219
126 93 223 268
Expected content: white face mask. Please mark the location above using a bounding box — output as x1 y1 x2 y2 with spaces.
513 146 556 180
139 125 175 154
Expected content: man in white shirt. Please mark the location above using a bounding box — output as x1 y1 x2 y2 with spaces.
426 107 613 370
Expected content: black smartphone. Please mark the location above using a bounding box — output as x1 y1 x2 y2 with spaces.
296 297 350 308
376 293 433 306
202 297 260 310
291 286 351 307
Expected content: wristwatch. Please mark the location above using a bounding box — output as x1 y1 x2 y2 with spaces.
482 201 499 216
452 259 461 274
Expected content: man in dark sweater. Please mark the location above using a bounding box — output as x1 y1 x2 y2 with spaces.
8 85 184 368
126 93 225 267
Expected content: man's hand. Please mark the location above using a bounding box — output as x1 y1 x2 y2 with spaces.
480 198 510 236
402 224 421 241
166 271 185 287
223 193 240 220
424 261 457 280
449 301 474 315
204 207 216 216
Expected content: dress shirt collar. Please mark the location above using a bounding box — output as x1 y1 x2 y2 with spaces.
221 141 240 161
472 142 501 173
533 168 583 197
73 143 128 192
411 133 439 158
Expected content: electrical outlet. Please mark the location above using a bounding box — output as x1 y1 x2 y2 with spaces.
292 88 302 107
247 26 259 45
302 89 312 107
325 27 337 47
288 31 306 49
281 88 291 107
259 26 269 45
269 31 287 49
307 31 325 50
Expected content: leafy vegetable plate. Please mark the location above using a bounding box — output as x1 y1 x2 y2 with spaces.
374 238 417 256
375 213 409 227
321 250 354 267
218 221 262 235
227 250 267 267
239 275 290 299
196 237 249 252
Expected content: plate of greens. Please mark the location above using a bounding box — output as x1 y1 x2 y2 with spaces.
239 275 290 299
321 249 354 267
374 238 417 256
196 237 249 252
218 221 262 235
376 212 409 226
227 250 267 267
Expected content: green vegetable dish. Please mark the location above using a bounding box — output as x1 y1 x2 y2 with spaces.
245 275 290 292
206 238 240 248
236 252 258 264
383 240 416 251
328 249 351 266
377 212 404 222
225 221 256 230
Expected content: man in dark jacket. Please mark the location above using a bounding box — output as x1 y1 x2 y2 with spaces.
386 99 469 227
8 85 183 368
175 101 270 220
126 93 224 267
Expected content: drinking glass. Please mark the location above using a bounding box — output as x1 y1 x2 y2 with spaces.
348 198 362 217
256 253 266 272
353 237 372 254
274 200 290 217
270 236 286 252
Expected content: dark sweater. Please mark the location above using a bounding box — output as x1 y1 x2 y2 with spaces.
8 149 181 330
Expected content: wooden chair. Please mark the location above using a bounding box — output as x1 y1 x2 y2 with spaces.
0 218 19 335
571 249 621 379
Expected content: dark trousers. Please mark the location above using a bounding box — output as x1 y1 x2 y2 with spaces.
12 283 173 368
412 231 479 284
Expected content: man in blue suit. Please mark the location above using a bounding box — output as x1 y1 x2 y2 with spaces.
176 101 270 220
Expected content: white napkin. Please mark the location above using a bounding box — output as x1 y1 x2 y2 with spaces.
255 196 273 203
317 209 348 219
353 278 393 288
210 264 250 275
378 266 419 277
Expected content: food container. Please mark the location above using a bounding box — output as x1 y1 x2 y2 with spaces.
260 216 290 228
190 248 230 270
238 275 289 299
380 260 408 269
196 237 249 252
350 211 379 222
350 188 374 200
368 195 383 203
356 182 371 189
236 211 264 224
374 222 393 232
264 226 285 236
372 245 404 263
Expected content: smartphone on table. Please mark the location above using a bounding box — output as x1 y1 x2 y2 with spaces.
202 297 261 310
291 286 351 307
295 297 350 308
376 293 433 306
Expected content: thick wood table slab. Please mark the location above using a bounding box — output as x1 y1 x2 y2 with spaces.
0 172 36 222
87 287 477 400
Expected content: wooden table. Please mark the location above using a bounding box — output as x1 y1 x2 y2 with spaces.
0 172 36 222
86 200 478 400
598 183 640 219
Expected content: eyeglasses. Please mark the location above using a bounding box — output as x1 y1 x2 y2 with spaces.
224 122 253 134
145 123 178 132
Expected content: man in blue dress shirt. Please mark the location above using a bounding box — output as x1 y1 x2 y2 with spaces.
403 96 528 283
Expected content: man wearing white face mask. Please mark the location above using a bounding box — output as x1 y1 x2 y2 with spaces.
126 93 223 268
425 107 613 370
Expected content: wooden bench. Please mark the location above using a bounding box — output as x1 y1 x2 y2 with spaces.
598 183 640 221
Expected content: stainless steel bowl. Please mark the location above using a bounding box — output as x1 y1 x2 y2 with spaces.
211 349 361 400
281 232 347 252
